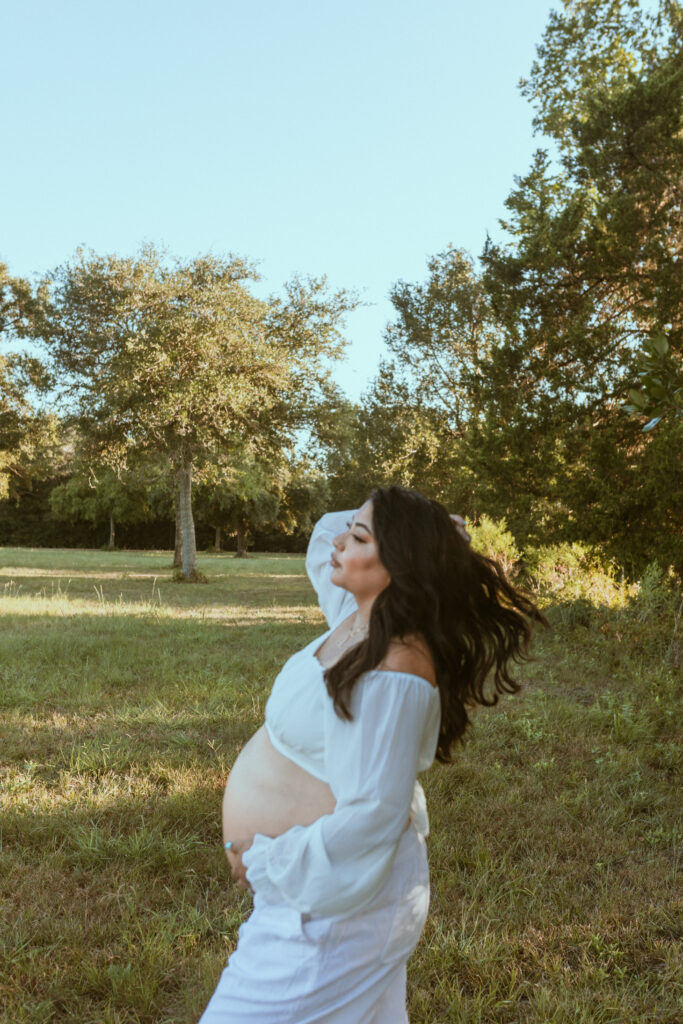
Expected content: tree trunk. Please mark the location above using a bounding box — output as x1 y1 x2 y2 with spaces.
215 525 222 552
108 514 116 551
177 452 197 578
173 500 183 568
235 520 249 558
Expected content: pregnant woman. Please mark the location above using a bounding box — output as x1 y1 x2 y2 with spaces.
199 485 545 1023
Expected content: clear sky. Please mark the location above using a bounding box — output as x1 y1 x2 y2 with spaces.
1 0 558 399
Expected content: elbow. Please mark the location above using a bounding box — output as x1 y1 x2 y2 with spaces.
340 796 410 845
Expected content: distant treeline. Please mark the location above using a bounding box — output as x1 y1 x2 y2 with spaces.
0 477 310 553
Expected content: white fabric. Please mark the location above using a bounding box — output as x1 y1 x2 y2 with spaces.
304 509 359 629
260 509 358 780
263 632 331 783
243 509 441 919
199 826 430 1024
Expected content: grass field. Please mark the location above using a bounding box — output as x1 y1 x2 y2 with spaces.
0 547 680 1023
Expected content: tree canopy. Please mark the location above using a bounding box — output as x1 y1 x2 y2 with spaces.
0 263 57 500
35 247 357 575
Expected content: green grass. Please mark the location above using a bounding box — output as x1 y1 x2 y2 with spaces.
0 548 680 1023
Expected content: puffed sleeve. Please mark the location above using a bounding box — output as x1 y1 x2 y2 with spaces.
241 671 440 918
305 509 358 628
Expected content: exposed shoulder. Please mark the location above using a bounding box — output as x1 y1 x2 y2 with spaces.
377 634 437 688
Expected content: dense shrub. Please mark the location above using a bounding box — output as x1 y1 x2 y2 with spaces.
523 542 635 608
469 515 520 577
629 562 680 622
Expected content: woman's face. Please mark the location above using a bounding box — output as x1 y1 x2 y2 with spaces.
330 500 391 603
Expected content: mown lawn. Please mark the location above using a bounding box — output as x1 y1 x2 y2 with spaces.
0 548 680 1023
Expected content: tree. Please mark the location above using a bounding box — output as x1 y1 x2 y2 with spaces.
474 0 683 558
0 263 57 502
272 459 330 540
516 0 683 419
315 366 465 516
623 331 683 430
384 248 495 434
371 248 500 517
194 453 282 557
0 262 35 338
344 1 683 567
36 247 357 577
49 463 154 549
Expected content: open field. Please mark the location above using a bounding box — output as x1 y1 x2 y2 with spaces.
0 548 680 1023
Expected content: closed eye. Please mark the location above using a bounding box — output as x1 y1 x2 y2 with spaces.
346 519 368 542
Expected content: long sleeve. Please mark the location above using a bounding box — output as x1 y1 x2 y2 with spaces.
242 670 440 918
305 509 358 628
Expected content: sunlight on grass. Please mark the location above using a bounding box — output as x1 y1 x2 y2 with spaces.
0 591 323 624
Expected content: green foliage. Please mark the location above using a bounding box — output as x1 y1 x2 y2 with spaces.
511 0 683 424
0 264 57 501
0 261 38 338
524 542 632 607
322 0 682 572
0 353 58 500
34 246 357 576
623 331 683 430
469 515 520 576
193 452 331 554
317 250 496 520
273 460 330 538
520 0 680 149
320 367 476 519
38 247 280 463
384 248 495 432
629 561 680 621
194 453 282 552
49 466 154 530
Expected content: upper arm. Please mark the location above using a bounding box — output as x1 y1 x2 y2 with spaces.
378 635 437 687
305 510 358 627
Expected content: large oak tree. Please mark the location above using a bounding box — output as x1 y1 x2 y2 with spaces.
36 247 356 577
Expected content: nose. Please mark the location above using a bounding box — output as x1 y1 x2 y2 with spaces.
333 530 346 550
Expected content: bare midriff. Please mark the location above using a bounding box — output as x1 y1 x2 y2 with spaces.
222 725 336 847
221 616 420 861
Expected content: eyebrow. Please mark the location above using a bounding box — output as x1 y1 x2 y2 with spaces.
352 521 372 536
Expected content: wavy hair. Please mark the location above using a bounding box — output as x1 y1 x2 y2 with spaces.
324 485 547 762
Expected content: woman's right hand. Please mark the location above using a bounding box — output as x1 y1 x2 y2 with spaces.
224 838 254 891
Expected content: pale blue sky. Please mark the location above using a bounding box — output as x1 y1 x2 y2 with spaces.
1 0 558 398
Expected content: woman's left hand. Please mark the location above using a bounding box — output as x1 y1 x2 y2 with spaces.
224 838 254 891
450 514 471 544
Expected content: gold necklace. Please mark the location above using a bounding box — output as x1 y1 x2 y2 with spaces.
330 614 368 652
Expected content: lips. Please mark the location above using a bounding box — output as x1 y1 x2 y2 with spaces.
330 556 340 568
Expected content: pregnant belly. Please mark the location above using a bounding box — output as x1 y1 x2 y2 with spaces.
222 725 336 844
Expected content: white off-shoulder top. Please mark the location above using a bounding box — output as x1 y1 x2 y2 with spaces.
242 510 442 919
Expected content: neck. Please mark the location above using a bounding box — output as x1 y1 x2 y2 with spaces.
353 596 374 624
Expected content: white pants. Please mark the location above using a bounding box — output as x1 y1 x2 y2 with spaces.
199 826 430 1023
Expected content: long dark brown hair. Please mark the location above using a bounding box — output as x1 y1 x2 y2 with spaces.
324 485 547 762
